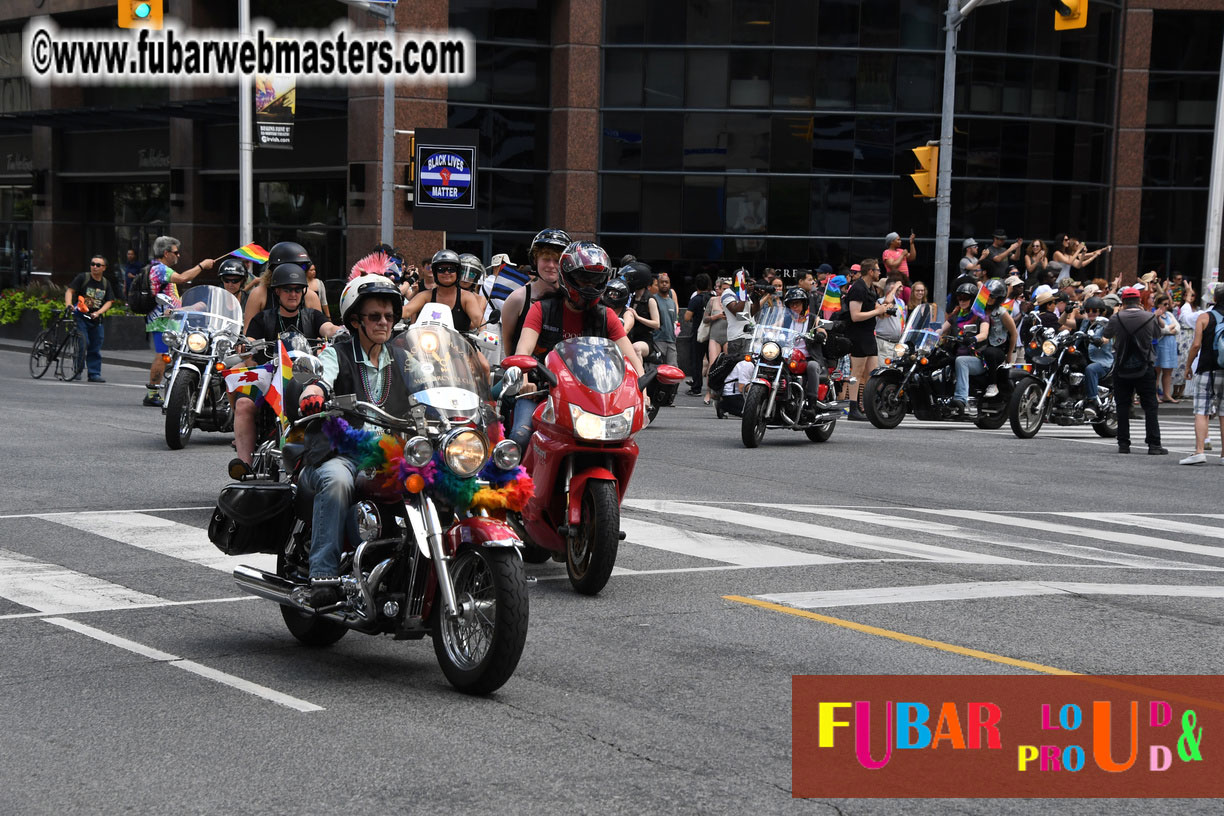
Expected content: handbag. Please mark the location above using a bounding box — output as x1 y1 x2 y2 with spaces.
696 296 712 343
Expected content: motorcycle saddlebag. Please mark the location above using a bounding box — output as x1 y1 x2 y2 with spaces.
706 352 738 395
208 480 296 556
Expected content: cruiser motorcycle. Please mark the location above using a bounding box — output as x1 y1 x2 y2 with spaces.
159 287 244 449
1007 321 1118 439
213 317 530 695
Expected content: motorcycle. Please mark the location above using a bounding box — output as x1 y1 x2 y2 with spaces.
159 287 244 449
502 337 667 595
1007 320 1118 439
864 311 1013 430
215 314 530 695
739 306 846 448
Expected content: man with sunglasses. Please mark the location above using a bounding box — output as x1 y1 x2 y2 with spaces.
65 254 116 382
231 263 338 472
145 235 214 406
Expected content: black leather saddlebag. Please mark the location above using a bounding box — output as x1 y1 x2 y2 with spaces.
208 480 296 556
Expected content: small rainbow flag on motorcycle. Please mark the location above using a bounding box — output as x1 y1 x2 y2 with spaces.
221 363 274 401
264 340 294 428
228 243 270 264
970 283 990 320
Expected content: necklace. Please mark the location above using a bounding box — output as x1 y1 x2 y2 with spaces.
358 347 391 406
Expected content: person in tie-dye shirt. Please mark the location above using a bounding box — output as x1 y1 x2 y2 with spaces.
143 235 213 406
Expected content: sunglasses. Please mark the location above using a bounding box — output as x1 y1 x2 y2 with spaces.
361 312 396 324
280 286 307 295
435 267 458 275
90 262 105 267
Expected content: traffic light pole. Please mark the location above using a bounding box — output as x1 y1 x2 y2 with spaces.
238 0 253 245
1204 28 1224 296
932 0 962 320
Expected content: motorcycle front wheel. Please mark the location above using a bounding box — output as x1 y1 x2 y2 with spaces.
165 372 198 450
864 376 906 429
433 548 529 695
1008 380 1047 439
741 384 768 448
567 480 619 595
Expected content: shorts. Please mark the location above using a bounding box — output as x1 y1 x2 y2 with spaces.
876 336 901 361
848 334 878 358
1193 371 1224 417
150 331 168 354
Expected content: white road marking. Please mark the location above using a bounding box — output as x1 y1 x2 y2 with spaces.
1050 512 1224 542
0 506 212 520
768 505 1220 571
0 595 256 621
919 509 1224 561
0 549 163 614
620 518 844 567
757 581 1224 609
44 512 276 574
624 500 1027 564
43 617 323 712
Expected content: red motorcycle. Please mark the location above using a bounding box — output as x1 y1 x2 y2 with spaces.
503 340 683 595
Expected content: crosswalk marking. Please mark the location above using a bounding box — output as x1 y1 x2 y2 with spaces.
624 500 1027 564
0 548 163 614
620 518 844 567
44 512 276 574
917 509 1224 561
756 581 1224 609
768 505 1219 571
1050 512 1224 542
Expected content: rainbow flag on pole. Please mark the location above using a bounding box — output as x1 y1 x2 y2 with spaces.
970 283 990 320
820 284 841 315
222 363 274 402
732 268 750 301
229 243 270 264
264 340 294 429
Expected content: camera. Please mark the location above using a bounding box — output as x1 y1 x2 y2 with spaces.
885 306 898 316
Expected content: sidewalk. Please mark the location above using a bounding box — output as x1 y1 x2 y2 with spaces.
0 339 153 370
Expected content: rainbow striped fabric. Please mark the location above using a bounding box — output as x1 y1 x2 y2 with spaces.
820 286 841 314
229 243 270 264
970 283 990 320
264 340 293 427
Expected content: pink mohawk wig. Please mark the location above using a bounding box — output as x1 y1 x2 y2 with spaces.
348 251 397 282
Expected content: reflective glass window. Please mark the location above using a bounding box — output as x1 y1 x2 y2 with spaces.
602 113 644 171
813 54 857 108
687 51 729 108
731 0 773 44
775 2 817 46
860 0 899 49
687 0 731 43
728 51 772 108
768 177 809 235
1150 11 1224 71
770 116 813 173
857 53 895 112
897 55 938 114
855 117 895 175
604 51 644 107
811 117 855 173
487 171 547 231
809 178 852 239
606 0 646 43
642 175 683 235
601 174 641 232
818 0 860 47
642 113 685 170
683 176 725 233
645 51 686 107
772 52 814 109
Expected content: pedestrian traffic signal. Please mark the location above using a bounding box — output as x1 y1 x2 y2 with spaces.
118 0 162 29
1053 0 1087 31
910 145 938 199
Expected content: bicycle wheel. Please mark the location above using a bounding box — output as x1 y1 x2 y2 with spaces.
63 328 86 381
29 330 53 379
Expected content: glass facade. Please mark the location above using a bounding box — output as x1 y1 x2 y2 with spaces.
1141 10 1224 284
449 0 551 264
599 0 1122 282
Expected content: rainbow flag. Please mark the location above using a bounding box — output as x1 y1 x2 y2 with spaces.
820 285 840 314
222 363 274 401
264 340 293 428
229 243 270 264
970 283 989 320
733 268 750 301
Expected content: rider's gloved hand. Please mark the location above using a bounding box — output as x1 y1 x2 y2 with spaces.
300 393 324 416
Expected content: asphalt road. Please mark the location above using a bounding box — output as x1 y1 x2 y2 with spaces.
0 346 1221 815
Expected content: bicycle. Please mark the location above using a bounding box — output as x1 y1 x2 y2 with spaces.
29 308 87 381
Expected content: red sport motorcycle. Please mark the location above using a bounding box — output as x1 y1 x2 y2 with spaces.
503 340 683 595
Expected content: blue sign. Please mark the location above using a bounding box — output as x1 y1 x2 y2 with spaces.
420 151 472 203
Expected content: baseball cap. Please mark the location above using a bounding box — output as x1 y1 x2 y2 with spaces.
993 228 1008 240
1032 284 1055 301
1134 282 1147 291
962 238 978 250
1120 286 1142 299
1035 291 1057 306
828 275 848 290
849 263 862 273
816 263 833 277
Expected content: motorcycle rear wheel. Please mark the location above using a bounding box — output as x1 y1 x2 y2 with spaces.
741 384 768 448
567 480 619 595
974 407 1008 430
1008 380 1047 439
434 548 529 695
864 376 906 429
804 418 836 442
277 554 348 648
165 373 197 450
1092 404 1118 438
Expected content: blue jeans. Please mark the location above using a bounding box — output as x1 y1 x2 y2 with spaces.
299 455 357 579
75 314 104 378
1085 361 1110 399
509 395 540 452
954 355 985 404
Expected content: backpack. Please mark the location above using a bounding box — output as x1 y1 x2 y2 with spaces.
1213 309 1224 364
126 266 155 315
1112 314 1155 379
706 352 738 396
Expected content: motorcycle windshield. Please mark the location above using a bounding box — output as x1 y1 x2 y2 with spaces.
899 309 941 354
750 306 809 353
390 324 491 416
173 286 243 334
555 337 626 394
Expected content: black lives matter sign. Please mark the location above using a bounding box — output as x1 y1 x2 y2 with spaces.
413 128 478 232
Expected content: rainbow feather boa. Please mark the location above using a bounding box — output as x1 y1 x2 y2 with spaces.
321 417 533 512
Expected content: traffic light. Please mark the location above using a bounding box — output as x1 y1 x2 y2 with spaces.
910 145 938 199
118 0 162 29
1053 0 1087 31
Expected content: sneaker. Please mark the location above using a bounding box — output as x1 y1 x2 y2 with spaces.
142 393 163 407
88 376 106 383
983 385 999 398
1148 446 1169 456
1117 444 1131 454
1180 452 1207 465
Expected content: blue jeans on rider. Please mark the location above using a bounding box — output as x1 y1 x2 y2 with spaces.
75 314 104 379
1085 362 1109 400
954 355 986 404
510 395 538 452
300 455 358 579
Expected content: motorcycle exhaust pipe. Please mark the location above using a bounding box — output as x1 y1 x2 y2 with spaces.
234 564 298 605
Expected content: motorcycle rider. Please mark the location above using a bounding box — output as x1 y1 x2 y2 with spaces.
295 274 406 607
458 253 491 321
601 276 648 360
217 258 249 304
941 281 990 415
241 241 323 332
978 278 1018 397
1080 295 1113 409
232 263 339 473
782 286 830 417
402 249 485 331
501 228 570 355
510 242 645 451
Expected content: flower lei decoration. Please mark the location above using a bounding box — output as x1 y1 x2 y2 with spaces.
321 417 533 513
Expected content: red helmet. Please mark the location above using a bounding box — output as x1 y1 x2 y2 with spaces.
558 241 612 309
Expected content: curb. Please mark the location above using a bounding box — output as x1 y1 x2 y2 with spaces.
0 340 153 371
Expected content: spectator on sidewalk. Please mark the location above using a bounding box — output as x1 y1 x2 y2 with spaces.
683 273 713 395
65 254 115 383
845 259 891 421
1153 295 1181 403
652 271 680 366
1104 286 1165 455
980 229 1021 280
144 235 214 407
121 249 143 298
882 231 916 281
1024 240 1049 282
1180 283 1224 465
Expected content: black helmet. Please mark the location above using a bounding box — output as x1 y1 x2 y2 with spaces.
267 241 310 269
620 261 655 293
783 286 808 311
601 278 631 311
531 228 571 257
217 258 246 280
431 249 462 287
984 279 1006 303
270 263 308 289
558 241 613 310
956 282 979 299
458 253 485 286
1083 296 1107 312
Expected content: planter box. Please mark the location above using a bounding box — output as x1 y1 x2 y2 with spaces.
0 309 45 341
0 309 150 349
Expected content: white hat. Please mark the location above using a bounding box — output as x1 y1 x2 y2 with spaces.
491 253 511 267
1032 284 1055 301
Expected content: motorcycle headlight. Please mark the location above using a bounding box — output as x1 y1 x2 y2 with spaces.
894 342 907 359
187 332 208 353
405 435 433 467
162 330 181 349
441 429 488 477
354 500 381 542
1042 340 1057 356
491 439 521 470
569 405 634 441
761 341 781 362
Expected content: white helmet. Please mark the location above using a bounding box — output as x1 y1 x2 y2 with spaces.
339 274 403 328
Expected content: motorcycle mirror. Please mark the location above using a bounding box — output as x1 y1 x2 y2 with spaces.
486 307 501 325
291 354 323 385
156 293 176 309
501 354 538 371
497 366 523 399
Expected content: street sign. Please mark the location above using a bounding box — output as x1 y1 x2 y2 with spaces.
412 128 478 232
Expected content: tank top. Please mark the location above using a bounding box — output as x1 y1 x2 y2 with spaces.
429 287 471 332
